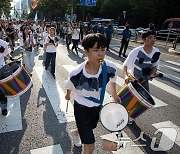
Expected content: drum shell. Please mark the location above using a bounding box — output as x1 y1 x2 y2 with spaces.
117 82 154 119
0 64 32 97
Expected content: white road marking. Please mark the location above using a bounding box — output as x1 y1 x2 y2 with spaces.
166 61 180 67
152 121 180 147
0 97 22 133
35 67 75 123
161 64 180 73
101 132 145 154
30 144 63 154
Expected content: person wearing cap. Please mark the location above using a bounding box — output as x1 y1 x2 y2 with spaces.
122 30 160 124
119 24 131 58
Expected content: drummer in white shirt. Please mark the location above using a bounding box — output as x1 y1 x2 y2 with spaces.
0 38 14 116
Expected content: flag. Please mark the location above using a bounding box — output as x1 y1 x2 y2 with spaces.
34 12 38 21
32 0 38 9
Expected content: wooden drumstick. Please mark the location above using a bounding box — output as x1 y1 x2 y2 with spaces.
66 100 69 112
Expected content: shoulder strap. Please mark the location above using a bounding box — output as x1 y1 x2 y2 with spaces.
84 61 107 104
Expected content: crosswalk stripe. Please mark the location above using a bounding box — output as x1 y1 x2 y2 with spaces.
0 97 22 133
166 61 180 67
30 144 63 154
161 64 180 73
101 132 145 154
152 121 180 147
115 62 180 99
35 67 75 123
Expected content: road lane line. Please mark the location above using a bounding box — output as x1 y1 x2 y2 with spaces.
152 121 180 147
30 144 63 154
166 61 180 67
101 132 145 154
0 97 22 133
35 67 75 123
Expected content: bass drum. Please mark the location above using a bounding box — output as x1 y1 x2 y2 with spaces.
0 61 32 97
117 81 155 119
100 103 128 132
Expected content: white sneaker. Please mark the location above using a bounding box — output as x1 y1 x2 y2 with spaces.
70 130 82 147
128 118 134 125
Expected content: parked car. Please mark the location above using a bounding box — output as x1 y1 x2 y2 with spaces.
156 30 178 40
114 26 125 35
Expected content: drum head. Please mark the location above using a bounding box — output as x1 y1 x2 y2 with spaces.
100 103 128 132
0 61 20 80
131 82 155 105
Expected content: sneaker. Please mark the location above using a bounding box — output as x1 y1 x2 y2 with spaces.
128 118 134 125
70 130 82 147
2 109 8 116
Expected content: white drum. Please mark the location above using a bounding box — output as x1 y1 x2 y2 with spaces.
100 103 128 132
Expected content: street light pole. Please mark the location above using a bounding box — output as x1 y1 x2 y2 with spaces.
71 0 73 22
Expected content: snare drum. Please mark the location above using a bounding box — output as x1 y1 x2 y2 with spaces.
100 103 128 132
117 82 155 119
0 61 32 97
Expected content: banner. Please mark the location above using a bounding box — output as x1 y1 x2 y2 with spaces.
78 0 96 6
32 0 38 9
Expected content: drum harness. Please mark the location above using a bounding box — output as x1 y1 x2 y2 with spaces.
84 61 107 105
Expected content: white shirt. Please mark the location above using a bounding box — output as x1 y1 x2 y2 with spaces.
65 60 117 107
0 39 9 68
72 28 80 40
44 35 57 53
20 35 36 51
123 46 160 79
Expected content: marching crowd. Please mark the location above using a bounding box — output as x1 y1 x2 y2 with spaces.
0 19 160 154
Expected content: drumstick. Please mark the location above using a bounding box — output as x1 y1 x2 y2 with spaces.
66 100 69 112
136 73 163 84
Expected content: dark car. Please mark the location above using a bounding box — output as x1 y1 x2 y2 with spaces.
156 30 178 41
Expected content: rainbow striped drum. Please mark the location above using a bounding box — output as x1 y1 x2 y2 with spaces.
0 61 32 97
117 82 155 119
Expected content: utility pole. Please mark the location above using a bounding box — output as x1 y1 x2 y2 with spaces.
71 0 73 22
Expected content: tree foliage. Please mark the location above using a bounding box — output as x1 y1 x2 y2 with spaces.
0 0 12 16
29 0 179 28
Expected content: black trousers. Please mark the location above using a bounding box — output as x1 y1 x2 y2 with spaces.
119 38 129 56
45 52 56 74
0 89 7 110
72 39 79 53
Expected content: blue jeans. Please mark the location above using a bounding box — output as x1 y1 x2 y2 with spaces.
45 52 56 74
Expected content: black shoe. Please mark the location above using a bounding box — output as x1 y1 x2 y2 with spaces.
2 109 8 116
45 67 48 71
123 54 127 58
51 73 55 78
119 54 121 57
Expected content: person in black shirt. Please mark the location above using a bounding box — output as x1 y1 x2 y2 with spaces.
6 23 15 53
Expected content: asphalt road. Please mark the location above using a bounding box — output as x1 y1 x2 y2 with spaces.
0 39 180 154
